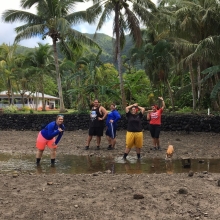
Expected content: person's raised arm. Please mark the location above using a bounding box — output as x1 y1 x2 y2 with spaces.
125 103 137 113
158 97 165 110
137 105 145 114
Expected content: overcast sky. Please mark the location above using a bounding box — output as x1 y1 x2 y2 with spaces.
0 0 157 48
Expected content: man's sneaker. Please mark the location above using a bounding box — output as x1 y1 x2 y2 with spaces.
96 146 100 150
85 146 89 150
152 147 157 151
158 146 162 151
108 147 114 150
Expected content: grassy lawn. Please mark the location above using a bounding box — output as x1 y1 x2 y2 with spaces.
1 109 79 114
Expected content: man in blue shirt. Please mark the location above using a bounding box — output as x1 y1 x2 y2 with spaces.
36 115 65 165
106 103 121 150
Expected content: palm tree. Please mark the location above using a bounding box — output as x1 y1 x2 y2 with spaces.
2 0 100 112
0 44 19 105
86 0 157 108
158 0 220 109
26 43 54 111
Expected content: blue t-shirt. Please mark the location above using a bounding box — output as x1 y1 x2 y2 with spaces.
41 121 65 145
106 109 121 126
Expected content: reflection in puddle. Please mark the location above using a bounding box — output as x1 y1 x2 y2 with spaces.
0 153 219 175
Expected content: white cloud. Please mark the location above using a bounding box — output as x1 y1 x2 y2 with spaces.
0 0 157 47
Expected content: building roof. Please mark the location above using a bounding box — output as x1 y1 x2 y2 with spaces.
0 91 59 100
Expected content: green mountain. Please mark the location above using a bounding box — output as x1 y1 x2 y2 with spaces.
84 33 135 64
14 33 136 65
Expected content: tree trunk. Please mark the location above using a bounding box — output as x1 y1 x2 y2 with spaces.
10 87 14 105
197 60 201 109
208 78 219 110
214 74 220 106
115 2 126 109
35 91 38 111
41 74 46 111
21 93 25 107
166 79 174 109
189 61 197 110
52 38 65 112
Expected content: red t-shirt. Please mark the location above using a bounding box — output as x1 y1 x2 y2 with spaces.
149 109 163 125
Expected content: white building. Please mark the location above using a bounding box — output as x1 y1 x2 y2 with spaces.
0 91 59 110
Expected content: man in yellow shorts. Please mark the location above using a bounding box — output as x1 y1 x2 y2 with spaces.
123 103 145 160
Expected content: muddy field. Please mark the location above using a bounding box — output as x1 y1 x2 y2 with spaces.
0 130 220 219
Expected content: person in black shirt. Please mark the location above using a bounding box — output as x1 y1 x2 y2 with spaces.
85 99 108 150
123 103 145 160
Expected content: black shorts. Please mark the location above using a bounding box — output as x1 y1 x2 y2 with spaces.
88 127 104 136
149 124 161 138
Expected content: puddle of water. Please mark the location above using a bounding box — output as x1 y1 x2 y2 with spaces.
0 153 219 175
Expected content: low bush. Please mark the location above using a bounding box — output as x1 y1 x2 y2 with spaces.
3 105 18 113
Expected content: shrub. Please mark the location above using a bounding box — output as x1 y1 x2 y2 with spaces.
20 106 31 112
3 105 18 113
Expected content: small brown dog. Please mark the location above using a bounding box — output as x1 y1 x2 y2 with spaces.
165 145 174 159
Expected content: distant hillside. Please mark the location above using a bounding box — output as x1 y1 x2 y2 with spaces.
15 33 136 66
15 45 35 54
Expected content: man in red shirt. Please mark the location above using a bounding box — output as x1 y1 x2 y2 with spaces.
147 97 165 151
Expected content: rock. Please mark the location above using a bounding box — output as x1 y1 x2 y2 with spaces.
47 182 53 185
12 174 18 178
198 160 205 163
188 170 194 177
178 188 188 194
133 194 144 199
204 213 208 217
217 180 220 186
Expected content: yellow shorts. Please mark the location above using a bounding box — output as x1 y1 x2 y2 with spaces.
126 131 143 149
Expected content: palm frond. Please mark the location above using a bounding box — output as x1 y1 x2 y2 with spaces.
94 1 114 33
65 28 101 50
211 81 220 99
14 24 45 43
124 7 142 47
2 10 40 23
65 11 87 24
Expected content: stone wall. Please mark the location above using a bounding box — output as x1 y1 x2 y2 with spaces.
0 113 220 133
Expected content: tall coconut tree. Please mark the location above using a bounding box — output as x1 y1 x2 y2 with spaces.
26 43 54 111
0 44 20 105
2 0 100 112
86 0 157 108
158 0 220 109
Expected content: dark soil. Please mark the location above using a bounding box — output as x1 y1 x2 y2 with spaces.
0 130 220 219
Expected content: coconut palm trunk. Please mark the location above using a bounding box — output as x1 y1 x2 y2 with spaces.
41 74 46 111
166 79 174 109
52 38 65 113
197 60 201 109
189 61 197 110
115 2 126 109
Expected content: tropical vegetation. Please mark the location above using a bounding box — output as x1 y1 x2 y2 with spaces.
1 0 220 114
